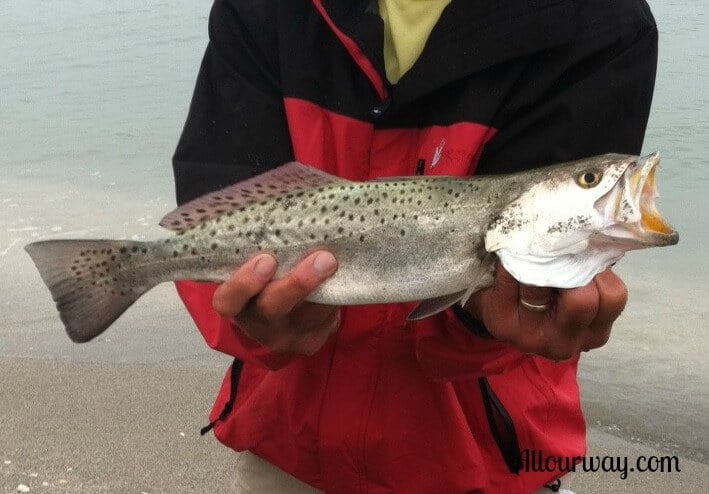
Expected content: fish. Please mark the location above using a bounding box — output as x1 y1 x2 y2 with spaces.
25 153 678 343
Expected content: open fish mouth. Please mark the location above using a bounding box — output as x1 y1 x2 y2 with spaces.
596 152 679 246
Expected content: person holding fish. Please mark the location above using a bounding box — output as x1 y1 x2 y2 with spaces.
169 0 661 492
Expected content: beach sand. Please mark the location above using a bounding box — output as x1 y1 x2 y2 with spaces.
1 354 707 493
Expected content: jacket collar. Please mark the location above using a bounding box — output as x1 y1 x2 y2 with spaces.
314 0 576 104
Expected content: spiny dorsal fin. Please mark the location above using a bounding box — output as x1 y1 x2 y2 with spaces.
160 162 350 232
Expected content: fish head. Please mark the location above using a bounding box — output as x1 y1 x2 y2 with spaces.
485 153 678 287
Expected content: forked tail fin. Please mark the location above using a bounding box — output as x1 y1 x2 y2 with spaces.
25 239 155 342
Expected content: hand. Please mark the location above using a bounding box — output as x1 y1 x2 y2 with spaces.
212 251 341 355
464 264 627 361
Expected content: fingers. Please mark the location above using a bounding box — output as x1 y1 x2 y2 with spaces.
255 251 337 318
555 282 600 332
213 251 340 355
475 264 627 361
581 269 627 351
213 254 278 319
213 251 337 320
590 269 627 329
518 284 554 309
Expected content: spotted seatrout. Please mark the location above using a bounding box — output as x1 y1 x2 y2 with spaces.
25 153 678 342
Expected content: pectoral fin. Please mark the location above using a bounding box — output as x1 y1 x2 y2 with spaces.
407 290 467 321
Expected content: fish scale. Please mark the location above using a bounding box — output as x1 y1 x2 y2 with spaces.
24 155 678 343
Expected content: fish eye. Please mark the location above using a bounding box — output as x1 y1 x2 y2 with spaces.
576 170 603 188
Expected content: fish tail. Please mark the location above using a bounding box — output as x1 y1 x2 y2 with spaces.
25 239 155 343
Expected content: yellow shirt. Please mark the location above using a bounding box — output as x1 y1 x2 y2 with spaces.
379 0 452 84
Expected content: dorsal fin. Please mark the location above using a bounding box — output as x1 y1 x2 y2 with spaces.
160 162 350 232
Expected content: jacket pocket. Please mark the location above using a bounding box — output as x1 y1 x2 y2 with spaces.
478 376 521 473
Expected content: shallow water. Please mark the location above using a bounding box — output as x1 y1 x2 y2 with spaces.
1 0 706 462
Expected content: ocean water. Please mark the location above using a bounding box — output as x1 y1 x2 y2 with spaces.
1 0 706 462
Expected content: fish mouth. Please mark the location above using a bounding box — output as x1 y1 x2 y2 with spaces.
596 152 679 246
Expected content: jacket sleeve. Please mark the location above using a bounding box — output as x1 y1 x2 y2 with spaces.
172 0 299 370
417 0 658 381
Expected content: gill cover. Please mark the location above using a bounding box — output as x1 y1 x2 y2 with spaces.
484 154 638 288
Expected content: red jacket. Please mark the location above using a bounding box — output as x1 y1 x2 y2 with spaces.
172 1 657 492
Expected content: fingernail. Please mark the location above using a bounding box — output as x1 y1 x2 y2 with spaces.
253 255 277 278
312 251 337 276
